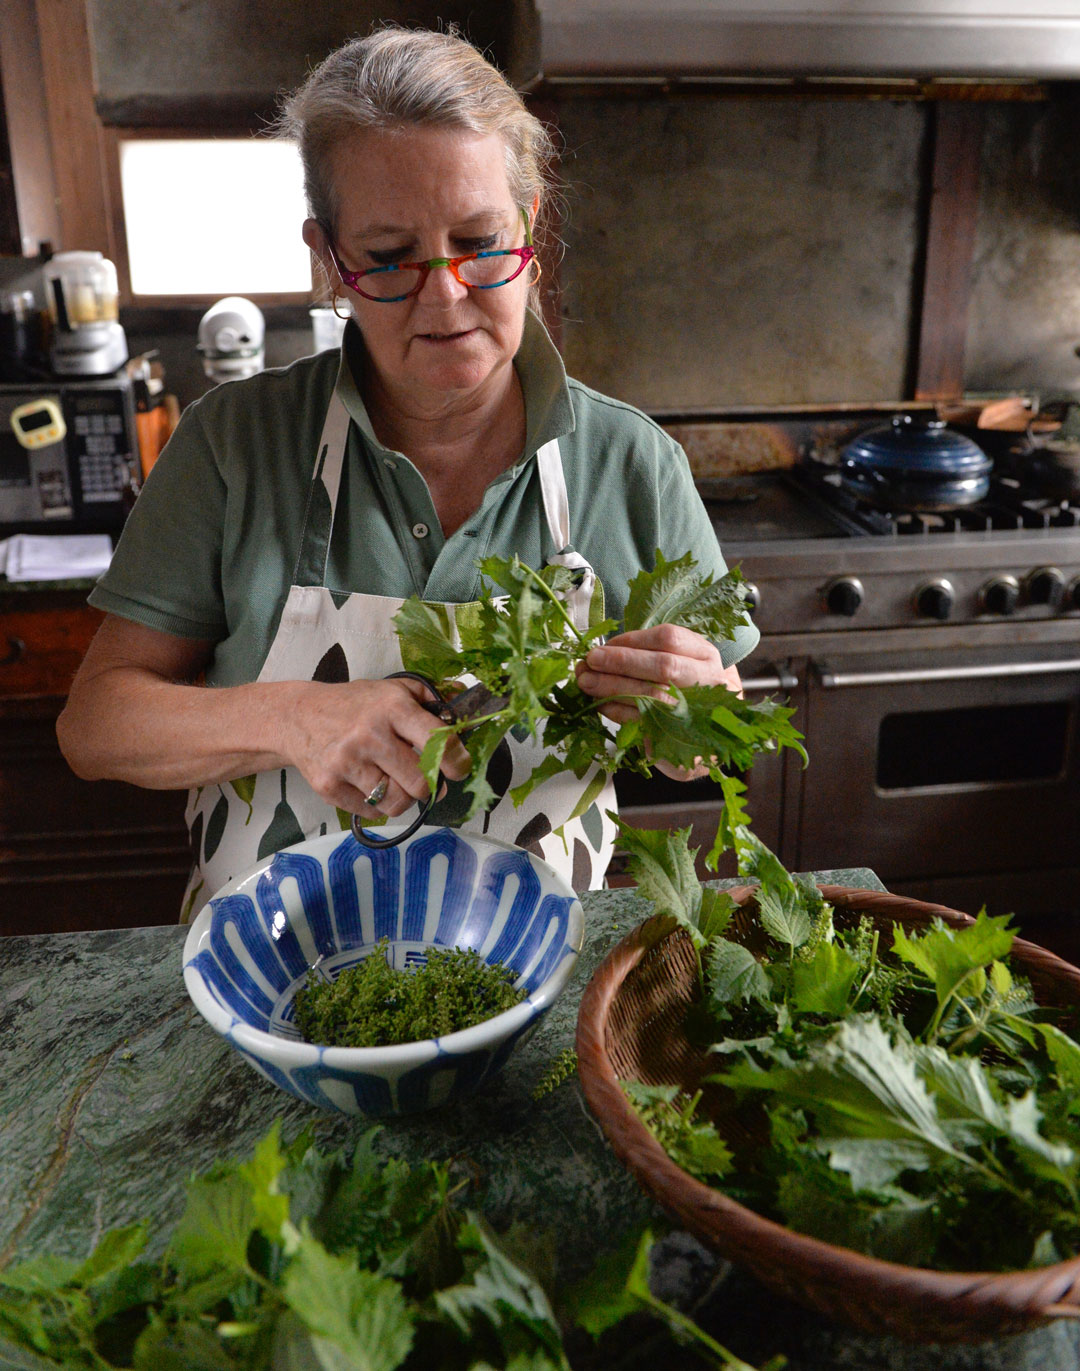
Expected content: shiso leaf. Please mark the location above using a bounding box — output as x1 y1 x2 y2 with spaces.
707 938 771 1009
166 1171 259 1281
891 910 1016 1012
622 548 748 642
790 942 862 1016
1038 1021 1080 1090
611 818 704 945
713 1016 965 1161
435 1219 568 1365
282 1236 414 1371
563 1225 655 1339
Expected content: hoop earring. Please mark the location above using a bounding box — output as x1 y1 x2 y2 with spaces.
331 291 350 321
527 258 543 287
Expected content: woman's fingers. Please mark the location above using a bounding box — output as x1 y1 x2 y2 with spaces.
576 624 728 698
294 676 471 812
576 624 743 714
391 677 472 779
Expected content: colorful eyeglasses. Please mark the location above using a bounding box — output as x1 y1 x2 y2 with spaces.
326 208 535 303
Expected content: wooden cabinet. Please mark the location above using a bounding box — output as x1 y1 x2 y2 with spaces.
0 588 190 935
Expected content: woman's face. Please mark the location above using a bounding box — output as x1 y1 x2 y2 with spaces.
309 125 532 411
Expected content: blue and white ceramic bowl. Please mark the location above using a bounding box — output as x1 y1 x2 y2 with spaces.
182 826 584 1117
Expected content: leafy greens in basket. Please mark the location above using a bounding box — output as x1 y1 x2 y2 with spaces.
617 814 1080 1273
393 551 805 827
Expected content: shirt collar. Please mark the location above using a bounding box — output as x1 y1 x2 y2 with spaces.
333 308 576 463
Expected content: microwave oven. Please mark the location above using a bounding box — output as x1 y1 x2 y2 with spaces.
0 374 140 536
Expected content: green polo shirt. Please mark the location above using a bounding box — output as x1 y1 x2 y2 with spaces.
90 311 759 685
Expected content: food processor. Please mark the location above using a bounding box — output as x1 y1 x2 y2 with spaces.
43 251 129 377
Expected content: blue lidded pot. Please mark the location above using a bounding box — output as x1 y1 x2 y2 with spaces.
840 414 992 511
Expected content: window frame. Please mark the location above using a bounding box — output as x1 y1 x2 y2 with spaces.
103 127 318 310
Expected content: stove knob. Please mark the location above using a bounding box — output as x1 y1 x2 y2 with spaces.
915 578 955 621
980 575 1020 616
742 582 760 614
1024 566 1065 610
1067 577 1080 611
824 575 864 617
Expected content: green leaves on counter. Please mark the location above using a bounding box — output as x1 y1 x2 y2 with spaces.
394 551 804 826
0 1123 777 1371
618 818 1080 1272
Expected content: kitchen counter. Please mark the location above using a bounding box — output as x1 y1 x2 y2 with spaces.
3 873 1080 1371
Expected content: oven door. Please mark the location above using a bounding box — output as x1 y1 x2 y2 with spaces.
795 643 1080 918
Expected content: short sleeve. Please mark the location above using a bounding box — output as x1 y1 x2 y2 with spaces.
656 445 761 669
89 403 228 640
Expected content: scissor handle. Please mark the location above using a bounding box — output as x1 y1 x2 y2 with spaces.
351 672 448 849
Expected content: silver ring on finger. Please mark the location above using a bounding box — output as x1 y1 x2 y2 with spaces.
364 774 389 807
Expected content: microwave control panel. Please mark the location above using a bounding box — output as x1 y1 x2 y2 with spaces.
0 377 138 532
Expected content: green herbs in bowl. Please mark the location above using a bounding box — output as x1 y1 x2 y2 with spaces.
294 938 527 1048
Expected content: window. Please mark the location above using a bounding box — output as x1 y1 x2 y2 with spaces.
119 138 313 298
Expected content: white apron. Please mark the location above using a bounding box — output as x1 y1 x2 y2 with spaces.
179 391 618 920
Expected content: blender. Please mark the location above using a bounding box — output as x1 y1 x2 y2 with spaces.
44 251 129 377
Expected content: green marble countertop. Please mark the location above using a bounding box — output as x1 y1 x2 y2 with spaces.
0 577 96 592
3 872 1079 1371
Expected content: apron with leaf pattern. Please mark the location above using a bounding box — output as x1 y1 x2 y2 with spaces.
178 390 618 921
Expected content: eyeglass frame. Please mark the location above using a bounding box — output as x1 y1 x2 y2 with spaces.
323 208 535 303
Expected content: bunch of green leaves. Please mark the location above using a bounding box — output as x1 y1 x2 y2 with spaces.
293 940 525 1048
617 816 1080 1272
0 1124 778 1371
620 1083 734 1187
393 551 804 825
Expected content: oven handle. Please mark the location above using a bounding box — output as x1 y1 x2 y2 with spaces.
816 659 1080 688
740 667 799 693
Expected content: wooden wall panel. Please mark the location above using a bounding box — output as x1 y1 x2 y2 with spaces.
914 102 986 401
0 0 61 253
34 0 113 255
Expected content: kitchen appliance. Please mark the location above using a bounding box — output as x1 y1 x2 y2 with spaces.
0 291 47 383
0 375 140 535
43 252 128 378
615 405 1080 929
197 297 265 383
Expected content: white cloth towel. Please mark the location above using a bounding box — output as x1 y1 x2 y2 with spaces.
1 533 113 582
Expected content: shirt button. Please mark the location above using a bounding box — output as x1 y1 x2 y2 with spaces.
411 522 429 539
384 458 397 470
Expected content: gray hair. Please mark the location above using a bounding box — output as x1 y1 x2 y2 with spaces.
276 26 557 237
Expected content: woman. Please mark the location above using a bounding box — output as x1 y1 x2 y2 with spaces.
57 26 759 918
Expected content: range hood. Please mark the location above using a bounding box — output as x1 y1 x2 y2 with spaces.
509 0 1080 87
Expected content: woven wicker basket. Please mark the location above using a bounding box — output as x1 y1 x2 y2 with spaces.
575 885 1080 1344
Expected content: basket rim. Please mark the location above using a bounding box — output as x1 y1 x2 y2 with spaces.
575 884 1080 1337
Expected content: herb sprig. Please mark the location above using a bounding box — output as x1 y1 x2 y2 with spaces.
394 552 805 825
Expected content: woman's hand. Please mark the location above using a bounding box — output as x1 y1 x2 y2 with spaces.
57 615 470 813
574 624 742 781
285 676 472 818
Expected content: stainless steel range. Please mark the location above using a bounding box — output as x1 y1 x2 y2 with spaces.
614 408 1080 932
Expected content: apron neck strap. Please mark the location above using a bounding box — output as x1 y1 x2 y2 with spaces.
535 438 571 554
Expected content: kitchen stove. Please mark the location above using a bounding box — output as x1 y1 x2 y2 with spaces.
614 406 1080 933
713 463 1080 643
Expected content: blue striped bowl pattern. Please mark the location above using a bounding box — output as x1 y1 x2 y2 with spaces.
182 825 584 1116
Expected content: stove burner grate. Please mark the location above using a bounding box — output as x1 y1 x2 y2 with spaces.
793 466 1080 536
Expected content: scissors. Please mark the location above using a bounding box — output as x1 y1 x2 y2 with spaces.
351 670 509 849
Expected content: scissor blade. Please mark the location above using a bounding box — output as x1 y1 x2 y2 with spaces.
440 680 512 726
